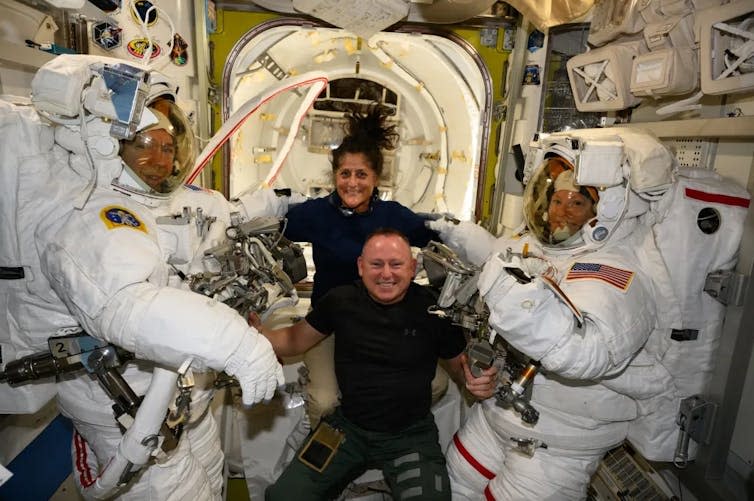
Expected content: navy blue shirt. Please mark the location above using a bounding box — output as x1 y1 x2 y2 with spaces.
305 282 466 432
284 196 439 304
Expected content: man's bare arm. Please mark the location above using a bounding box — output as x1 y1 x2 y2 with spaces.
443 353 498 400
252 316 327 358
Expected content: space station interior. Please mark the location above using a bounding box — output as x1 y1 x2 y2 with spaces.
0 0 753 500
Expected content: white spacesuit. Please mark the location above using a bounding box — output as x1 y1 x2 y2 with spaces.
431 128 684 499
0 55 297 500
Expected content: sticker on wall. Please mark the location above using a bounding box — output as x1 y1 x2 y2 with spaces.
527 30 544 52
480 27 498 48
127 37 161 59
206 0 217 34
170 33 189 66
523 64 540 85
92 21 122 51
130 0 158 26
503 28 515 51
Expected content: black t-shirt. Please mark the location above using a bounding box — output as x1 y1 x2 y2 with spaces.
305 281 466 432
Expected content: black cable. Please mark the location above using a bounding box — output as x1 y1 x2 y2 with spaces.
170 264 187 281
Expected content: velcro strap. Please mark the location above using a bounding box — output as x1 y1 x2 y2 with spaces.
0 267 24 280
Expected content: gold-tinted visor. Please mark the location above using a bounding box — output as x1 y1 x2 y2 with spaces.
523 156 599 247
119 98 196 195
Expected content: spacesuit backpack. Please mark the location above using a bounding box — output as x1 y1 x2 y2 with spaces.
628 167 750 462
0 98 63 413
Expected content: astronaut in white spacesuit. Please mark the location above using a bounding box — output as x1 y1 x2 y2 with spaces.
430 128 681 500
0 54 298 500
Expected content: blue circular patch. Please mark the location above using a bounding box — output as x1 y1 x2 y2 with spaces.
592 226 609 241
106 208 141 228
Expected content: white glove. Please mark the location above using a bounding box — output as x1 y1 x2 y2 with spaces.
479 253 574 363
477 250 553 296
497 253 553 281
224 331 285 406
426 219 495 266
234 187 306 218
477 253 519 299
287 191 308 206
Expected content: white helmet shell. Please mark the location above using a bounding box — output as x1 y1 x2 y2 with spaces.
32 55 196 208
112 95 196 206
523 127 675 252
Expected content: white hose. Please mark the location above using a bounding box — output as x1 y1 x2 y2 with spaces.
80 366 180 500
187 73 328 185
260 290 300 323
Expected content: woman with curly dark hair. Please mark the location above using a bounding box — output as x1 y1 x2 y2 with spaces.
283 103 442 425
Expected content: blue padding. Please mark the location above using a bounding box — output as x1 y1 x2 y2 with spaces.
0 414 73 501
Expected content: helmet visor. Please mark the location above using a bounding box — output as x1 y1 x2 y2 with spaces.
119 98 196 195
523 156 599 247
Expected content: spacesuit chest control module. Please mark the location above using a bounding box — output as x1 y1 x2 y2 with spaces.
421 241 542 425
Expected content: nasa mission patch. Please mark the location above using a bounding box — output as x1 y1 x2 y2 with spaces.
100 206 148 233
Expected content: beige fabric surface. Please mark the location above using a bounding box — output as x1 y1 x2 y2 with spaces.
506 0 595 31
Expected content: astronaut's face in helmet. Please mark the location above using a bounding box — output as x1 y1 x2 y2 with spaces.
118 98 196 196
523 156 599 247
120 128 176 192
548 187 596 243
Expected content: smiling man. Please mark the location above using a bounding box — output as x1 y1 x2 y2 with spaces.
119 109 179 193
260 228 497 501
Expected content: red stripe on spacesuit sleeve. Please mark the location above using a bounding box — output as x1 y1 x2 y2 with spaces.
73 430 96 488
452 433 496 480
484 484 496 500
685 188 750 208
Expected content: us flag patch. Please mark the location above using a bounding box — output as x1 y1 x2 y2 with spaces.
565 262 634 291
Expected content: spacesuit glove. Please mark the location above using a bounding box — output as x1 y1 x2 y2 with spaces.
495 252 553 283
479 254 572 362
426 219 495 266
235 186 304 218
285 190 308 206
477 253 520 299
224 331 285 406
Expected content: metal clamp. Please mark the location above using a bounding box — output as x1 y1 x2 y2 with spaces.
704 269 747 306
509 437 547 457
674 395 717 468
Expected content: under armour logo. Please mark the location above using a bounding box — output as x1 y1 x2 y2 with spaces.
403 328 416 337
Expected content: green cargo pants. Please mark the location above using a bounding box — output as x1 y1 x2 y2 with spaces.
265 408 451 500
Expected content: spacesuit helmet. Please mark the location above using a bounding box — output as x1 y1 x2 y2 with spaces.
522 128 675 252
523 155 600 248
114 95 195 197
30 55 196 206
